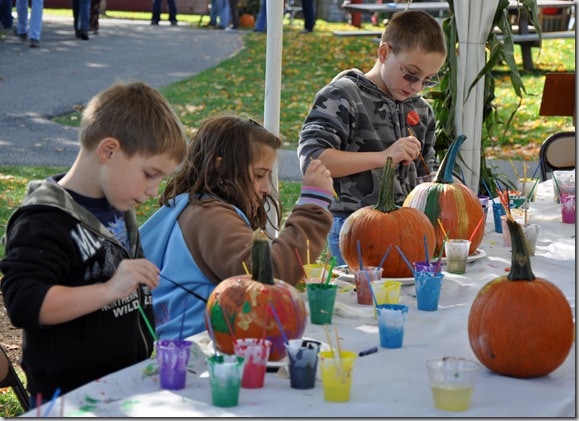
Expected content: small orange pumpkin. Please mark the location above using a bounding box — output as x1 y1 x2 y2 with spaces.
467 218 574 378
206 230 307 361
239 13 255 27
339 157 436 278
403 135 484 255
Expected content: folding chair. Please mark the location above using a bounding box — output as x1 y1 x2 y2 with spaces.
0 345 29 412
539 131 576 181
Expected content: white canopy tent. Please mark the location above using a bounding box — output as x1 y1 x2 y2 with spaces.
453 0 500 191
263 0 502 224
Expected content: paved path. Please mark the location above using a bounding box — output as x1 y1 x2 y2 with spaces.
0 15 242 166
0 15 536 182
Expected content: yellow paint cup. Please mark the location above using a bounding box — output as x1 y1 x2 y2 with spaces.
303 263 332 283
371 280 402 319
319 350 357 402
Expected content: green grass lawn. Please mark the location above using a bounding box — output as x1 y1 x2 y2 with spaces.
0 9 575 417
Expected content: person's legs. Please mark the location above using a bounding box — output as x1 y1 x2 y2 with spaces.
218 0 229 28
167 0 177 24
151 0 161 24
0 0 14 29
301 0 315 32
89 0 100 31
28 0 43 41
227 0 238 29
15 0 28 36
254 0 266 32
71 0 79 32
327 216 347 266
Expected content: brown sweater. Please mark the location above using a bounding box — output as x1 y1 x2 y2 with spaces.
177 199 333 286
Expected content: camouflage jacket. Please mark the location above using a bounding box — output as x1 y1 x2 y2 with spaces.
297 68 437 216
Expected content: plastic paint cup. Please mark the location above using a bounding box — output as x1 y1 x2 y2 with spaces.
560 192 576 223
306 283 338 325
426 357 481 411
354 266 383 305
521 224 540 255
319 350 357 403
303 263 332 283
414 261 438 274
155 339 192 390
233 338 271 389
414 271 444 311
371 280 402 319
376 303 409 349
444 239 471 274
517 178 539 202
206 355 245 408
284 339 321 390
553 170 575 203
492 201 506 233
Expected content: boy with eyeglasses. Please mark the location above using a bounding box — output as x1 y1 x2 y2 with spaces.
297 10 447 266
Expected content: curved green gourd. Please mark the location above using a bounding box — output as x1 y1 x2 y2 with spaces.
506 218 535 281
251 229 274 285
374 156 399 213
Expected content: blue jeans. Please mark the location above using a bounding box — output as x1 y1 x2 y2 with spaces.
209 0 229 28
254 0 266 31
328 216 347 266
16 0 43 40
152 0 177 23
72 0 90 31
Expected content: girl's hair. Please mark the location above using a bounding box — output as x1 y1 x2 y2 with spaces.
80 81 187 163
161 114 282 230
381 10 447 56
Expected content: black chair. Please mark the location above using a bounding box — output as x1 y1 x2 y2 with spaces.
539 131 576 181
0 345 29 412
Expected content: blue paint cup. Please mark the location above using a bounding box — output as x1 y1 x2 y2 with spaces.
414 272 444 311
492 201 506 233
376 303 409 348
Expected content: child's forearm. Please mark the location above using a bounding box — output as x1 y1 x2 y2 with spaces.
38 283 118 325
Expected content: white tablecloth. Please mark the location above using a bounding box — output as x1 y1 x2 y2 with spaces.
23 181 576 417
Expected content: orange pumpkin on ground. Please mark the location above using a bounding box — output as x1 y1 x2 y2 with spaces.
239 13 255 27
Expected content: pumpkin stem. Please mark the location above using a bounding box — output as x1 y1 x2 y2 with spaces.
506 218 536 281
251 229 275 285
374 156 400 213
435 134 466 184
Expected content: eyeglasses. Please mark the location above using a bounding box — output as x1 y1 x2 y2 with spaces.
392 53 440 88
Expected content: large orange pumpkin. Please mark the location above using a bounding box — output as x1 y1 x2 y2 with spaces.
339 157 436 278
403 135 484 255
206 230 307 361
468 218 574 378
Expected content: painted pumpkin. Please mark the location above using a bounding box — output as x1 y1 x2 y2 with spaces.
468 218 574 378
339 157 436 278
206 230 307 361
239 13 255 27
403 135 484 255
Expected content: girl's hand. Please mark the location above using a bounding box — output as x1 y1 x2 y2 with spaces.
304 158 334 192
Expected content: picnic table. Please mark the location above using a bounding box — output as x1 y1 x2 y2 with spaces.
339 0 576 70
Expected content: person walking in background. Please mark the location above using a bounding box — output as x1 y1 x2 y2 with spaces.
151 0 178 25
71 0 90 39
254 0 266 32
0 0 13 30
0 81 187 406
207 0 229 29
15 0 43 47
300 0 315 33
226 0 239 31
140 115 333 340
89 0 101 34
297 11 447 265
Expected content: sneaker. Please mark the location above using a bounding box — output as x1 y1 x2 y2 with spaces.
299 29 312 34
29 38 39 48
150 20 159 25
170 20 178 26
13 28 27 41
77 29 89 40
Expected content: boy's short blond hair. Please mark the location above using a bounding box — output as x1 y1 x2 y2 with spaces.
79 81 187 162
382 10 447 55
